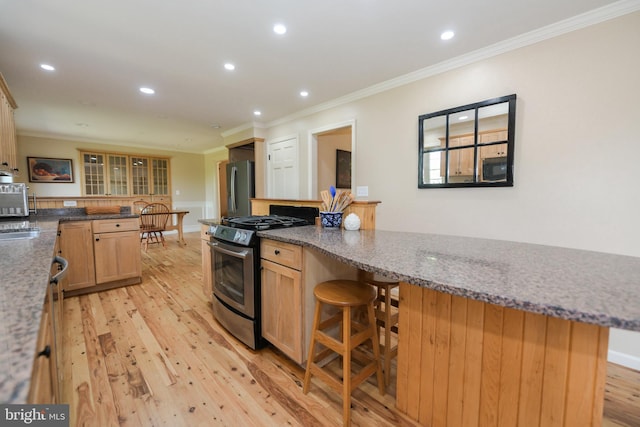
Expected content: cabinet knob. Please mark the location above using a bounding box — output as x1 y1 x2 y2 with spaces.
274 250 280 255
116 223 120 227
38 345 51 359
95 237 100 242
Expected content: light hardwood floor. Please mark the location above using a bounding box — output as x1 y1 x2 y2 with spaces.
61 232 640 426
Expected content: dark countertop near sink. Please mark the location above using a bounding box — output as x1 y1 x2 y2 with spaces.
258 226 640 332
0 208 138 403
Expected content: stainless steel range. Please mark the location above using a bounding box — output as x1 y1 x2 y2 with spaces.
207 206 318 349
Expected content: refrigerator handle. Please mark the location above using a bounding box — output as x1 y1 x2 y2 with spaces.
230 166 237 213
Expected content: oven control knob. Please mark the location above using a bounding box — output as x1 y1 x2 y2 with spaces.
236 231 248 242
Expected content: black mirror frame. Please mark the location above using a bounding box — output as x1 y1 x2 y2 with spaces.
418 94 517 188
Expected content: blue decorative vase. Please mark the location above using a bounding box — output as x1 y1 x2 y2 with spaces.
320 211 343 228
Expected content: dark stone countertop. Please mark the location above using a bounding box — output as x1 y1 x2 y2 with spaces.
258 226 640 332
0 209 138 403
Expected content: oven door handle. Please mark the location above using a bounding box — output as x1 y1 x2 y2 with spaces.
208 241 251 259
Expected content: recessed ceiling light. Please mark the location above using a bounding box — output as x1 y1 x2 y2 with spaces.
254 110 262 116
224 63 235 71
300 90 309 97
458 115 468 121
139 87 155 95
273 24 287 35
40 64 55 71
440 30 455 41
211 124 221 129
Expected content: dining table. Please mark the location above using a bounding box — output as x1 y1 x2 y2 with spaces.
140 210 190 246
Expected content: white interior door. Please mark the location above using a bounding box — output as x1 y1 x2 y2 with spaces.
267 136 299 198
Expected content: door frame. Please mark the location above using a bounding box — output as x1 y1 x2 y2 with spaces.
307 119 356 199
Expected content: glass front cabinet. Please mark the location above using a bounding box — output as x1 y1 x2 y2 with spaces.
81 151 170 198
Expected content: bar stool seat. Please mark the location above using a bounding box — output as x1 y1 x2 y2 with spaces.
303 280 385 426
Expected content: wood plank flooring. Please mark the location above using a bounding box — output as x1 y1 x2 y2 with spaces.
61 232 640 426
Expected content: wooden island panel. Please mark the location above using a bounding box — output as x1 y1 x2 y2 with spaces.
396 283 609 427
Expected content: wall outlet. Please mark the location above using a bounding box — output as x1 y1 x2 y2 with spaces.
63 200 77 207
175 189 181 196
356 186 368 197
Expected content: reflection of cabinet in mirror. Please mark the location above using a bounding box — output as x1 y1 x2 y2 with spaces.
437 130 508 183
439 135 475 182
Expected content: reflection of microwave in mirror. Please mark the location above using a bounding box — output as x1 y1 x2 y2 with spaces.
482 156 508 182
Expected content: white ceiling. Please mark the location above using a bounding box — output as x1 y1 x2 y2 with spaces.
0 0 629 153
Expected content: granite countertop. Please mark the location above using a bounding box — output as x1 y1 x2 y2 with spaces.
0 209 138 403
198 218 220 226
258 226 640 332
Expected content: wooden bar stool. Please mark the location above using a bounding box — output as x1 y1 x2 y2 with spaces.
361 272 399 388
303 280 385 426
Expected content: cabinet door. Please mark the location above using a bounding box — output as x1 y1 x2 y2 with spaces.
480 143 508 159
82 152 107 196
94 230 142 284
107 154 129 195
201 224 212 299
151 158 170 196
261 259 303 364
59 222 96 291
27 297 54 403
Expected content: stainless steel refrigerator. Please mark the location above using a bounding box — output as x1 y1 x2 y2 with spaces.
226 160 254 217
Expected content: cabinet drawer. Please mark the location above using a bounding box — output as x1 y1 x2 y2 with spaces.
261 239 302 270
92 218 139 233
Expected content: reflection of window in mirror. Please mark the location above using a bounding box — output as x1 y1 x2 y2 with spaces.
418 94 516 188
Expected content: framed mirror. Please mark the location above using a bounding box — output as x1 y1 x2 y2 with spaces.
418 94 516 188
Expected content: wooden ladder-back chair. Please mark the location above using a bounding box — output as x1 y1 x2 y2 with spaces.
140 203 170 250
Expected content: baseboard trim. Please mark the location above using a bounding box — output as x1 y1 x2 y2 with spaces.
608 350 640 371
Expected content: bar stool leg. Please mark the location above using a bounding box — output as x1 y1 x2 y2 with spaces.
303 300 323 394
383 288 392 387
368 303 385 396
342 306 351 427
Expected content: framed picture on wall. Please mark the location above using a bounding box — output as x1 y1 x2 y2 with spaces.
27 157 74 183
336 149 351 189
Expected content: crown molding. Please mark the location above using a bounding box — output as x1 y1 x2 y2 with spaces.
265 0 640 128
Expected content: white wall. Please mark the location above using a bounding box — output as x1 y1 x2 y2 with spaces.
263 12 640 366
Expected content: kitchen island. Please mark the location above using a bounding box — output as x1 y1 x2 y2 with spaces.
258 225 640 427
0 209 139 404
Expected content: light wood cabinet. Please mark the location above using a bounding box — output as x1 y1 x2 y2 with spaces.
200 224 212 299
58 221 96 292
93 218 141 284
27 295 55 403
479 129 508 158
0 73 18 171
261 240 304 363
449 135 475 177
480 143 508 158
28 255 64 404
80 150 171 197
59 218 142 296
260 238 358 365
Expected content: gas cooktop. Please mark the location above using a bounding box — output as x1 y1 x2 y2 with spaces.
223 215 309 231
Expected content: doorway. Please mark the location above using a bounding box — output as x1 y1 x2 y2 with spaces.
308 120 355 199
